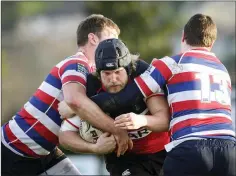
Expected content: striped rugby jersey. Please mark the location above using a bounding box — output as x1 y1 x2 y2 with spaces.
1 52 95 158
134 48 235 150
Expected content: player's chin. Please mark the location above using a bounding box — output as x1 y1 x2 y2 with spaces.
108 86 123 93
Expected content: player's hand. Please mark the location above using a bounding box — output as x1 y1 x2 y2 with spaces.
58 101 76 119
114 113 147 130
113 129 133 157
94 132 116 154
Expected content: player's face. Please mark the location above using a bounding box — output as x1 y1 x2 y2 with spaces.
100 67 128 93
99 27 119 42
88 27 118 50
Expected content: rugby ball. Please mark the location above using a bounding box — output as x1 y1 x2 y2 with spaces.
79 119 103 143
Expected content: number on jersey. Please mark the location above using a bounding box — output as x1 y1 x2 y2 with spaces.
197 73 230 105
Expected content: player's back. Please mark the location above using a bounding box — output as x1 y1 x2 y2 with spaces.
166 48 234 141
1 52 93 158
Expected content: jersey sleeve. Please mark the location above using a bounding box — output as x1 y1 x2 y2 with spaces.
58 58 90 89
60 116 81 132
146 90 165 99
134 56 179 97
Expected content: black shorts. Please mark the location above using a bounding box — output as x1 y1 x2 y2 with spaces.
105 150 166 176
163 139 236 176
1 142 66 176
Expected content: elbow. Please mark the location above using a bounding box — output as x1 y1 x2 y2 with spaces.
151 111 170 132
162 112 170 132
152 120 169 132
162 121 170 132
152 122 169 132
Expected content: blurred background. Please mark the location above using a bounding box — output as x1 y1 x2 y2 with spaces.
1 1 235 175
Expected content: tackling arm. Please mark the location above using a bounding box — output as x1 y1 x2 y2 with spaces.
144 95 170 131
59 117 116 154
114 95 170 132
63 83 118 135
59 130 97 154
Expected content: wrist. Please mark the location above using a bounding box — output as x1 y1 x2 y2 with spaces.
89 143 98 154
113 127 125 135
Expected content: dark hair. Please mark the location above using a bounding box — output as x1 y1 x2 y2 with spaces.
76 14 120 47
183 14 217 47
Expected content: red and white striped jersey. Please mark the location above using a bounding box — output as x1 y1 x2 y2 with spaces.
1 52 96 158
134 48 235 151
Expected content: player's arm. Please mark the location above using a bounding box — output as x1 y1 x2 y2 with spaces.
144 94 170 131
60 60 116 133
59 60 132 156
59 118 97 154
63 83 117 133
114 94 170 131
59 117 116 154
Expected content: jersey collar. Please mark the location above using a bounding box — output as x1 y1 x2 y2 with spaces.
191 47 210 52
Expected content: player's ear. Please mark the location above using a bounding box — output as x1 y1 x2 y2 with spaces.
181 30 185 42
88 33 99 46
209 40 215 49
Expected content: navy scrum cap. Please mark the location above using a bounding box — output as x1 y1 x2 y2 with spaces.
95 38 131 73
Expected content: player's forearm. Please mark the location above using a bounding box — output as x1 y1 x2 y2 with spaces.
59 131 97 154
142 110 170 132
66 94 119 135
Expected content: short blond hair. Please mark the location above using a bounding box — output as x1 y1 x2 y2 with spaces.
76 14 120 47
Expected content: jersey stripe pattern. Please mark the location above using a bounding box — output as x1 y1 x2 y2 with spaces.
1 52 95 158
134 48 235 145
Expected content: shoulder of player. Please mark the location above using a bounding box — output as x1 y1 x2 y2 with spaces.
151 53 182 65
130 58 149 77
56 53 89 69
